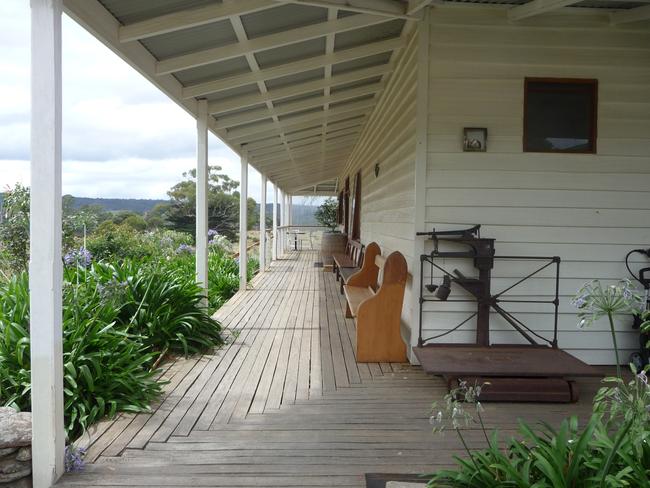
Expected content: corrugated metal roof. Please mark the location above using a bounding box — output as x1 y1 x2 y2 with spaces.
82 0 646 193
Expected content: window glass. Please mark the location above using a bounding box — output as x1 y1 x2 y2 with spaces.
524 79 597 153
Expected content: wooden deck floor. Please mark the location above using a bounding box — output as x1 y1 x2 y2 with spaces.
58 251 602 488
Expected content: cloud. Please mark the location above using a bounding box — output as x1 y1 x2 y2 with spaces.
0 0 271 202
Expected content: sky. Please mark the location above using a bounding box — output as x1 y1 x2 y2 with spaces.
0 0 279 203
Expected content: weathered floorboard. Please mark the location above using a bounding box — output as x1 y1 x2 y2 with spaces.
58 250 603 488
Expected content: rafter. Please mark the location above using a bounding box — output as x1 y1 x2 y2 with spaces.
118 0 283 43
508 0 581 21
215 82 383 129
208 63 392 114
156 13 390 75
407 0 433 15
244 117 364 151
272 0 416 19
228 102 374 142
252 142 357 165
610 4 650 24
182 37 403 98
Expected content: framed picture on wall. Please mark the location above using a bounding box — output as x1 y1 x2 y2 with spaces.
463 127 487 152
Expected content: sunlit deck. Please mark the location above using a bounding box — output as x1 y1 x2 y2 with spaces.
58 251 602 488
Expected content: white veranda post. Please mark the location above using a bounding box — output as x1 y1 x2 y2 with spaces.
288 195 293 226
281 192 287 252
259 174 267 271
239 149 248 290
272 184 278 261
30 0 65 486
196 99 209 299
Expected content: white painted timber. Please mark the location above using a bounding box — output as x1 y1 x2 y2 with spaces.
288 195 293 226
118 0 283 42
196 99 209 300
272 183 278 260
338 26 419 343
182 37 404 99
274 0 415 19
208 64 393 114
227 101 375 142
408 0 433 15
260 174 267 271
214 82 384 129
156 13 393 75
424 8 650 364
239 149 248 290
30 0 65 486
508 0 582 21
610 4 650 24
410 10 430 361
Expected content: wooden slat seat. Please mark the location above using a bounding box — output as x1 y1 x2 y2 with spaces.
332 240 364 288
343 285 375 317
332 254 355 269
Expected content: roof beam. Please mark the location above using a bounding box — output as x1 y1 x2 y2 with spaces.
273 0 416 19
209 63 392 113
407 0 433 15
157 13 390 75
508 0 581 20
248 129 360 158
228 101 374 141
182 37 403 98
118 0 283 43
244 117 364 151
252 142 357 164
610 4 650 24
215 82 382 129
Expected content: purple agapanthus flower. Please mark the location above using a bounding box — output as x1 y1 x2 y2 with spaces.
64 445 86 473
175 244 194 255
64 247 92 267
208 229 219 239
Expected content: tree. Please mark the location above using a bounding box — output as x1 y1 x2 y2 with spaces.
0 184 30 273
314 198 338 231
165 166 255 241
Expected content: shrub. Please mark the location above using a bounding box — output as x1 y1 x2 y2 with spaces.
314 197 338 231
0 257 226 439
0 184 30 273
0 271 161 438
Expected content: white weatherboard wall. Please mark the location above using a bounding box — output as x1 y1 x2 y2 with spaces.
423 8 650 364
341 29 418 342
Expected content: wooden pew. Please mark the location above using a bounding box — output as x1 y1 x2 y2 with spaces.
343 249 408 363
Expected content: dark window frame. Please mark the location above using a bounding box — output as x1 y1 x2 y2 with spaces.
343 176 350 235
351 171 362 241
523 77 598 154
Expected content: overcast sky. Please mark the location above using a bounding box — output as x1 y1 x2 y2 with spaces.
0 0 277 202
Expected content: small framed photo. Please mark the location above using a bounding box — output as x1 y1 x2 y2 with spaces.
463 127 487 152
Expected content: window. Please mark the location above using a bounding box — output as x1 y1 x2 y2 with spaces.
343 177 350 235
524 78 597 153
350 171 361 240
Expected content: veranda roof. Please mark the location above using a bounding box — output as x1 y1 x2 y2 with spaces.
63 0 650 194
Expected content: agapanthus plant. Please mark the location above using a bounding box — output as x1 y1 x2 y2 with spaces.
63 247 92 268
175 243 194 255
430 380 489 460
572 279 644 377
64 445 86 472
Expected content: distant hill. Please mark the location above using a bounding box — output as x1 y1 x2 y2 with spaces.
1 194 319 223
69 196 168 213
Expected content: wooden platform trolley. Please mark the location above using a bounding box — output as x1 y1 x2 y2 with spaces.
413 225 599 403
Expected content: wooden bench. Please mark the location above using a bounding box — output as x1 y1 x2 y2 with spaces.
332 239 364 291
343 250 408 363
